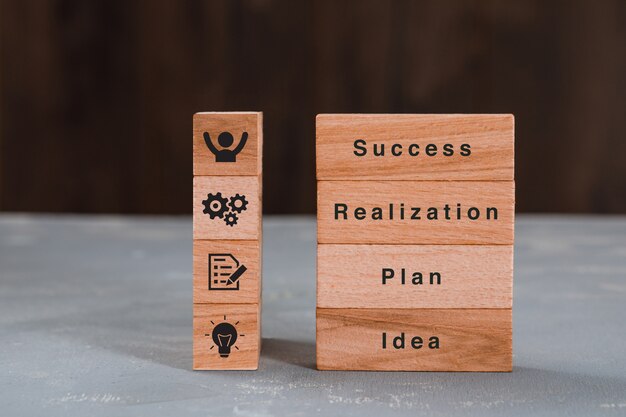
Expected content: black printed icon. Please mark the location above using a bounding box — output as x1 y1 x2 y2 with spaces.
202 192 249 226
204 131 248 163
209 254 247 291
206 317 244 358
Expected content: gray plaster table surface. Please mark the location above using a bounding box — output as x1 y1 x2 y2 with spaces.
1 214 626 417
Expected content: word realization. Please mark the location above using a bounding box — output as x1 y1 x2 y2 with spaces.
334 203 499 221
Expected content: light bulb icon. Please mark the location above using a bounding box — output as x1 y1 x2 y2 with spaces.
206 317 244 358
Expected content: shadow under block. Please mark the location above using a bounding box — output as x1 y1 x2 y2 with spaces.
193 176 261 240
193 303 260 370
194 240 260 304
316 114 514 181
316 308 512 371
193 112 262 176
317 180 514 245
317 245 512 309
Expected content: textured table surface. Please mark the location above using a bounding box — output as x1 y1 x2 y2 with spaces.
1 214 625 416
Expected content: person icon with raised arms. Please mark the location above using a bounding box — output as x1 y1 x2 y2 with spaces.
203 131 248 163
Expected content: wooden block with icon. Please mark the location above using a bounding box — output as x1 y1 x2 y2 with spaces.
193 112 262 370
194 240 261 305
193 303 261 370
193 176 261 241
316 113 514 371
193 112 262 176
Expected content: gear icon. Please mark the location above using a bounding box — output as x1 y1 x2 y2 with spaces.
202 192 229 219
224 212 239 227
229 193 249 213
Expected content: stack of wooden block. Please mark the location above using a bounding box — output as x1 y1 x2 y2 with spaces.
316 114 514 371
192 112 262 370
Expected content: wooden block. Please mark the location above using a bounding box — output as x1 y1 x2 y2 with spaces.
193 112 262 176
193 303 260 370
316 114 514 180
318 245 512 309
317 180 514 245
316 308 511 371
193 176 261 240
194 240 261 304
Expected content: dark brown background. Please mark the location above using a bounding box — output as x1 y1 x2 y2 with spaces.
1 0 625 214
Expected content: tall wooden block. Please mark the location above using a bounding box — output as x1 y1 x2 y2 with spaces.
317 180 514 245
316 114 514 181
317 308 512 371
193 303 260 370
193 111 262 371
318 245 512 309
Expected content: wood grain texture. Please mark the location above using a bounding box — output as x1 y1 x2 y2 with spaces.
317 180 514 244
3 2 626 215
194 240 260 304
317 308 512 371
193 176 261 240
317 245 512 308
193 112 262 176
193 303 260 370
316 114 514 180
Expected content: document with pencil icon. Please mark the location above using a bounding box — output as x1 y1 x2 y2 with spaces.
208 253 247 291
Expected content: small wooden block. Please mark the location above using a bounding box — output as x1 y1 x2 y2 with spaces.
194 240 260 304
318 245 512 309
193 112 262 176
317 308 511 371
316 114 514 180
193 176 261 240
193 303 260 370
317 180 514 245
